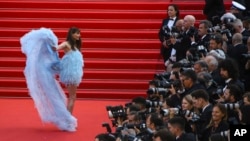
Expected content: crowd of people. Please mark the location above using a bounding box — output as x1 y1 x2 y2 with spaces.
94 1 250 141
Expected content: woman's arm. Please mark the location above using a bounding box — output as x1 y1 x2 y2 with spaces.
52 41 67 51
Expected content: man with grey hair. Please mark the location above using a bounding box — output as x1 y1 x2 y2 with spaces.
227 33 248 79
204 55 225 86
232 18 250 44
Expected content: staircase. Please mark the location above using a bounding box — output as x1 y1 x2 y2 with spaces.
0 0 231 99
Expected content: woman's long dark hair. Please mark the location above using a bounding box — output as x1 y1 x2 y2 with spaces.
66 27 82 51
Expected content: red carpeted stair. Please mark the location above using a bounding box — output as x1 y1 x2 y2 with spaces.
0 0 231 99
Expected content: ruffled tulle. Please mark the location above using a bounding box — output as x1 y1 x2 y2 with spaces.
20 27 77 132
60 50 83 86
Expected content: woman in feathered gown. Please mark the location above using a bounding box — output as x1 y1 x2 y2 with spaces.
20 27 84 132
53 27 84 114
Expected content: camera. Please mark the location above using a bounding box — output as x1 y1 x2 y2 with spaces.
182 110 200 123
207 25 221 33
211 87 224 100
106 105 126 119
223 103 240 110
160 108 180 116
186 26 197 37
145 100 163 108
125 123 147 131
102 122 112 133
149 79 182 89
147 87 169 96
210 130 229 140
182 110 200 118
242 54 250 60
163 26 181 45
154 72 171 81
220 29 232 39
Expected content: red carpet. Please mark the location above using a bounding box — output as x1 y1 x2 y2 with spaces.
0 98 128 141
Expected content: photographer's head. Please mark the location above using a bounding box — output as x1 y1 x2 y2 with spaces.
243 92 250 105
183 15 196 31
219 58 240 81
126 104 141 123
209 33 223 51
191 89 210 109
204 55 219 72
153 128 175 141
167 4 179 19
146 113 164 132
132 96 147 111
198 20 212 36
94 133 116 141
167 116 186 137
182 94 194 111
232 18 244 33
180 69 197 89
193 60 208 73
232 33 243 46
223 84 243 103
211 103 228 124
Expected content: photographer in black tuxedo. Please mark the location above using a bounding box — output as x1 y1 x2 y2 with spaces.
159 4 180 65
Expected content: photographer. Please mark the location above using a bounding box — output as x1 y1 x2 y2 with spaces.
218 58 245 94
180 94 199 133
169 15 199 62
116 105 143 141
216 84 243 125
203 103 229 141
240 92 250 125
159 4 180 64
190 89 213 141
153 128 175 141
167 116 196 141
207 33 226 62
204 55 225 86
95 133 116 141
190 20 213 60
197 71 218 104
231 18 250 44
227 33 248 79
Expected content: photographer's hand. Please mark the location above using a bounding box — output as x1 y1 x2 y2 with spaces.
170 37 176 45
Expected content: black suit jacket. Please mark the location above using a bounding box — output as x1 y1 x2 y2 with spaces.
159 18 179 62
172 27 199 62
196 104 213 141
227 43 248 78
202 120 229 141
176 132 196 141
203 0 225 25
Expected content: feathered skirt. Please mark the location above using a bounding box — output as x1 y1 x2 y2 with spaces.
20 27 78 132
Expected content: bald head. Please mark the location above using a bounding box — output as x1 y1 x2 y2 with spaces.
232 33 243 45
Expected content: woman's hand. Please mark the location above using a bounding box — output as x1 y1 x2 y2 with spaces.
51 47 57 51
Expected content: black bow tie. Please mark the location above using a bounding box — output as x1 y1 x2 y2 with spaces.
169 18 174 21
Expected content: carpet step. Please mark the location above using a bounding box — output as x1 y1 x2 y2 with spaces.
0 47 161 60
0 28 159 39
0 77 150 90
0 9 205 20
0 87 147 99
0 67 160 79
0 1 206 10
0 57 164 70
0 18 161 29
0 37 160 49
